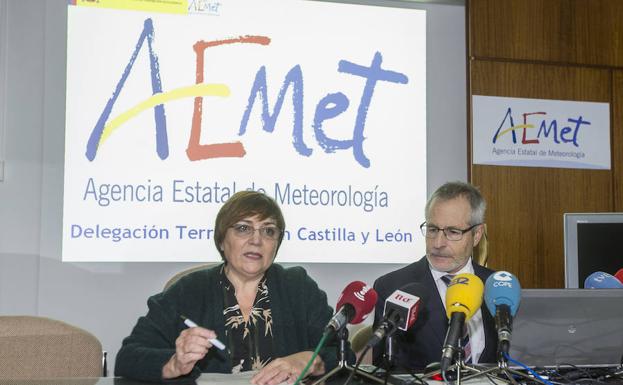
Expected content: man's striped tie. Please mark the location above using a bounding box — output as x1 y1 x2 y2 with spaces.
442 274 472 363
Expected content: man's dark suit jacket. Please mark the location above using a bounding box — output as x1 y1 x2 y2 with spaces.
372 257 498 371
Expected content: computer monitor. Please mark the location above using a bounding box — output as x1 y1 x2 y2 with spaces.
510 288 623 367
564 212 623 288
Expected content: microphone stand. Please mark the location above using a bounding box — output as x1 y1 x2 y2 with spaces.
422 340 494 385
379 335 396 385
462 355 548 385
446 340 482 384
429 344 548 385
385 335 395 370
310 327 385 385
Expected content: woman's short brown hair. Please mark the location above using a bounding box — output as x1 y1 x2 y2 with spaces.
214 191 286 261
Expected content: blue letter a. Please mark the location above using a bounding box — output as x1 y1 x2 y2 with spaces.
85 18 168 161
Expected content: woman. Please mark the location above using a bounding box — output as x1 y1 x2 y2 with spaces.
115 191 337 384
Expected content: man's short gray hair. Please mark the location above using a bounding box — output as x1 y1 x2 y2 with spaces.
424 181 486 225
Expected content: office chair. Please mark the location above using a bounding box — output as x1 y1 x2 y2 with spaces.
0 316 104 379
163 263 218 291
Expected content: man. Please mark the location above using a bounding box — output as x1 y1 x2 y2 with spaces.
372 181 498 371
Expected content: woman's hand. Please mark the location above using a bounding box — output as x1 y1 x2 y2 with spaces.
251 351 325 385
162 326 219 379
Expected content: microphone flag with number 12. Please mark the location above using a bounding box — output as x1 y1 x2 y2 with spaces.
441 273 483 372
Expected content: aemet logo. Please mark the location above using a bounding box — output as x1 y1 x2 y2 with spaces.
84 19 409 168
188 0 221 16
491 108 591 148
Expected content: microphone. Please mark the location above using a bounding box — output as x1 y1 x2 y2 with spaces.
484 271 521 357
325 281 378 333
366 282 426 348
584 272 623 288
440 273 484 373
614 268 623 284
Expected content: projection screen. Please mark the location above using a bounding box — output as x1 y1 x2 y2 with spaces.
63 0 427 262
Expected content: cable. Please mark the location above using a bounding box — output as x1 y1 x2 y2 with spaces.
383 365 391 385
503 352 555 385
293 331 330 385
407 370 427 385
555 363 593 383
574 378 608 384
341 345 370 385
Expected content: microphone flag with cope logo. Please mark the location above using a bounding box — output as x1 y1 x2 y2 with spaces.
484 271 521 356
484 271 521 317
584 271 623 289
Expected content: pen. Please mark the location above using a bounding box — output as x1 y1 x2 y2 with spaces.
180 315 226 351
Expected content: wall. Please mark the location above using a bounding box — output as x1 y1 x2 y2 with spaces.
468 0 623 288
0 0 467 372
0 0 6 182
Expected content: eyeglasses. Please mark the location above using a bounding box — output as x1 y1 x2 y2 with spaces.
419 222 481 241
230 223 282 241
